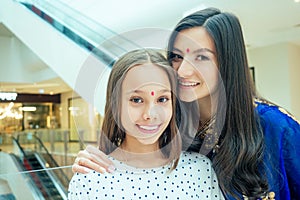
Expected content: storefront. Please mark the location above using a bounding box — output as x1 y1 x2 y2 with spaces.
0 93 61 143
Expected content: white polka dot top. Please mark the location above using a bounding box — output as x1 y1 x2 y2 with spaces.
68 151 224 199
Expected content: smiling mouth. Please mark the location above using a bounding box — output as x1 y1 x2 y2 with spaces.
137 125 161 134
179 80 200 88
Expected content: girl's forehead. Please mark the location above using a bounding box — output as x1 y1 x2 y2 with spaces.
122 64 171 90
124 83 171 94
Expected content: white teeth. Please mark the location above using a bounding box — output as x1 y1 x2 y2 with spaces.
139 125 158 130
179 81 198 86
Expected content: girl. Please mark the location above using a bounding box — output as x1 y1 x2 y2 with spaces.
68 49 224 199
73 8 300 199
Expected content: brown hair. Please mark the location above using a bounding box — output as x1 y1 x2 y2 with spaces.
99 48 182 169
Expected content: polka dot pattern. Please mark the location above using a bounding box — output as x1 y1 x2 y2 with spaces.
68 151 224 199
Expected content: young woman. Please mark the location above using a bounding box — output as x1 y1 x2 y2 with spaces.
68 49 224 199
72 8 300 199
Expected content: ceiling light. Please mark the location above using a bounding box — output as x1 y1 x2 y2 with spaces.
19 106 37 112
295 0 300 2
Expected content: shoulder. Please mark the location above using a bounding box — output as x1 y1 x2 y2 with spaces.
255 98 300 128
181 151 210 160
179 151 212 168
70 171 105 185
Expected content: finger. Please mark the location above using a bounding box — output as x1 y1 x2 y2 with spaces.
77 149 108 168
76 158 107 174
77 149 94 161
85 145 115 171
72 164 90 174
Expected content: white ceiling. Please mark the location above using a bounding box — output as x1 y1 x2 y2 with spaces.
1 0 300 95
64 0 300 48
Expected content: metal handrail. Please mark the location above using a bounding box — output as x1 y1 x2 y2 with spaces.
16 0 133 66
14 132 70 198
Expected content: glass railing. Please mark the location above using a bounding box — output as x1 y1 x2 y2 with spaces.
0 128 89 199
13 129 84 185
11 132 71 199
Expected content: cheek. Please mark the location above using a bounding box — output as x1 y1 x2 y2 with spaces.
197 67 219 85
161 104 173 122
121 103 133 126
122 104 141 123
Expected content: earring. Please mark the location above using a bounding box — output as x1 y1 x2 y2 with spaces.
114 133 123 147
117 137 122 146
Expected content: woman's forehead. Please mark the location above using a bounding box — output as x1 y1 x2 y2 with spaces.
173 27 215 53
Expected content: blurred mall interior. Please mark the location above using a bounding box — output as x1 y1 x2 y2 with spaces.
0 0 300 199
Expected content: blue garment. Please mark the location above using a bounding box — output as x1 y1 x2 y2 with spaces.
258 101 300 200
228 101 300 200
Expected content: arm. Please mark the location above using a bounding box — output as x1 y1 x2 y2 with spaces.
258 102 300 198
72 145 115 174
282 117 300 199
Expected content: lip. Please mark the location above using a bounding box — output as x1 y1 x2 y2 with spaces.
179 80 200 89
136 124 161 134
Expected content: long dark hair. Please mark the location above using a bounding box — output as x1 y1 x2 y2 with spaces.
99 48 182 169
167 8 268 198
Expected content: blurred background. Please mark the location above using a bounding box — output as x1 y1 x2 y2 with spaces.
0 0 300 199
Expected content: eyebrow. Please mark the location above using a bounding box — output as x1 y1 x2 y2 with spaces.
126 89 171 95
173 47 215 55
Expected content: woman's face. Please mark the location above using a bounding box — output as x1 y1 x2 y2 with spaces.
170 27 219 102
121 64 172 147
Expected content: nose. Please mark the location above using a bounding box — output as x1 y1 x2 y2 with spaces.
143 104 158 121
177 59 194 78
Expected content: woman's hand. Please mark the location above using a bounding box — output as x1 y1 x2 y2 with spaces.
72 145 115 174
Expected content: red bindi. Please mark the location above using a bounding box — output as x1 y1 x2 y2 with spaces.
151 91 154 96
186 48 190 53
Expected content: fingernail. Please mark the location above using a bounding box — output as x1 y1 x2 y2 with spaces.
84 168 91 173
99 167 106 173
107 165 116 173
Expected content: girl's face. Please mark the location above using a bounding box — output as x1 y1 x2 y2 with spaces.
121 64 172 148
170 27 219 102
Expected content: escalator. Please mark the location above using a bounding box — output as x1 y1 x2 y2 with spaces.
19 0 116 66
9 135 68 200
1 0 165 115
23 153 64 200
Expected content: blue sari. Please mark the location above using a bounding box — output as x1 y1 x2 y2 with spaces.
257 100 300 200
227 100 300 200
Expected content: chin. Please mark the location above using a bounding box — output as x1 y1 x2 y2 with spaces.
138 138 159 146
179 94 198 102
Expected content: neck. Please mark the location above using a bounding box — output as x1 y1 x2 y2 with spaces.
121 138 159 153
110 148 168 168
197 94 217 122
109 135 169 168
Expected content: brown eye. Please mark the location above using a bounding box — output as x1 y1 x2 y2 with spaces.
196 55 210 61
157 96 169 103
130 97 143 104
170 53 183 62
